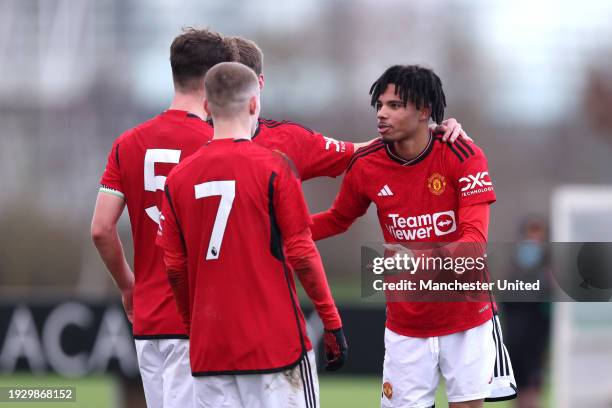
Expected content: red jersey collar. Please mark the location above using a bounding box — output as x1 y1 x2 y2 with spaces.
206 117 262 139
205 138 250 145
162 109 206 122
385 130 434 166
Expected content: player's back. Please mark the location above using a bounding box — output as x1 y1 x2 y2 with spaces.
207 117 354 180
164 138 311 374
99 110 212 337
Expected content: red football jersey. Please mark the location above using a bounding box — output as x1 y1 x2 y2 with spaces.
314 132 496 337
157 139 314 375
99 110 212 338
249 118 354 180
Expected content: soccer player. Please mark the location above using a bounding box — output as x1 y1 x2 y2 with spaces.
311 65 506 408
157 61 347 408
91 28 232 408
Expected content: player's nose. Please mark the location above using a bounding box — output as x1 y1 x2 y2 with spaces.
376 106 388 119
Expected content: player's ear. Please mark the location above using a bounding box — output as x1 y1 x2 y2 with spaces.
258 74 264 91
248 96 258 115
204 99 211 117
419 106 431 122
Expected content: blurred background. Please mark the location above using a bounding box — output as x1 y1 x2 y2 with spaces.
1 0 612 407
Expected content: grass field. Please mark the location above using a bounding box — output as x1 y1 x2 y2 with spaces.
0 374 117 408
1 374 548 407
320 376 515 407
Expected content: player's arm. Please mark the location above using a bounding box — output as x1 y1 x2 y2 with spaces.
431 203 489 260
440 146 495 262
458 204 489 242
452 142 495 242
273 158 348 370
92 140 134 322
285 229 348 371
311 165 371 241
91 192 134 323
157 185 190 334
417 145 495 266
284 124 355 180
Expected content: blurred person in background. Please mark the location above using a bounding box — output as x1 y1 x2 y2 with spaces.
157 61 347 408
504 216 551 408
91 27 230 408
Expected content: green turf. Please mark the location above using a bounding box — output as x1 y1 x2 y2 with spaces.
320 375 515 407
0 374 117 408
0 373 550 407
298 277 385 307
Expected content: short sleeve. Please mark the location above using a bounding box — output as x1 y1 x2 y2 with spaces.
452 143 496 208
99 139 124 199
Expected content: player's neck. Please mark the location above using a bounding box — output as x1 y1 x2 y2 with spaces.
393 126 430 161
211 118 253 141
169 91 206 120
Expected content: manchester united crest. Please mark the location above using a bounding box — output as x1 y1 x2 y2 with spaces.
427 172 446 195
382 381 393 399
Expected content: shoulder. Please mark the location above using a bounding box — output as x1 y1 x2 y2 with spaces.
268 149 300 178
130 114 170 138
257 118 315 136
433 135 488 165
225 141 301 180
113 126 139 146
226 140 294 173
113 115 163 147
346 138 385 173
167 146 203 183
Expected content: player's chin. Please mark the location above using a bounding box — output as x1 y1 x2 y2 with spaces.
380 133 397 143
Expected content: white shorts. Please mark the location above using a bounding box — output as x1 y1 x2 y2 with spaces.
134 338 193 408
193 350 319 408
381 320 495 408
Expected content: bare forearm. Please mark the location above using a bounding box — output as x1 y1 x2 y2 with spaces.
92 227 134 291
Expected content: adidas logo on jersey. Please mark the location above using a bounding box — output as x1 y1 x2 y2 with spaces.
378 185 393 197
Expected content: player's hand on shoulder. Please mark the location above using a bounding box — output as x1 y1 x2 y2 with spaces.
430 118 473 143
324 327 348 371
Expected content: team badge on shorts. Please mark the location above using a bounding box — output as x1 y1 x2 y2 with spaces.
382 381 393 399
427 172 446 195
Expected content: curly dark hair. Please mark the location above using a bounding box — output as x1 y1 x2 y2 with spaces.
370 65 446 124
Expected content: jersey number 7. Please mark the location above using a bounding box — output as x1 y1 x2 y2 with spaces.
194 181 236 260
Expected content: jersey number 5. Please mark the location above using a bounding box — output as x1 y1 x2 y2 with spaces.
194 181 236 260
144 149 181 224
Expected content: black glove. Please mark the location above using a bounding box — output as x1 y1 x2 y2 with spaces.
324 327 348 371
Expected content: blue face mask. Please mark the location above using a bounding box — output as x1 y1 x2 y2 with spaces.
516 241 544 269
